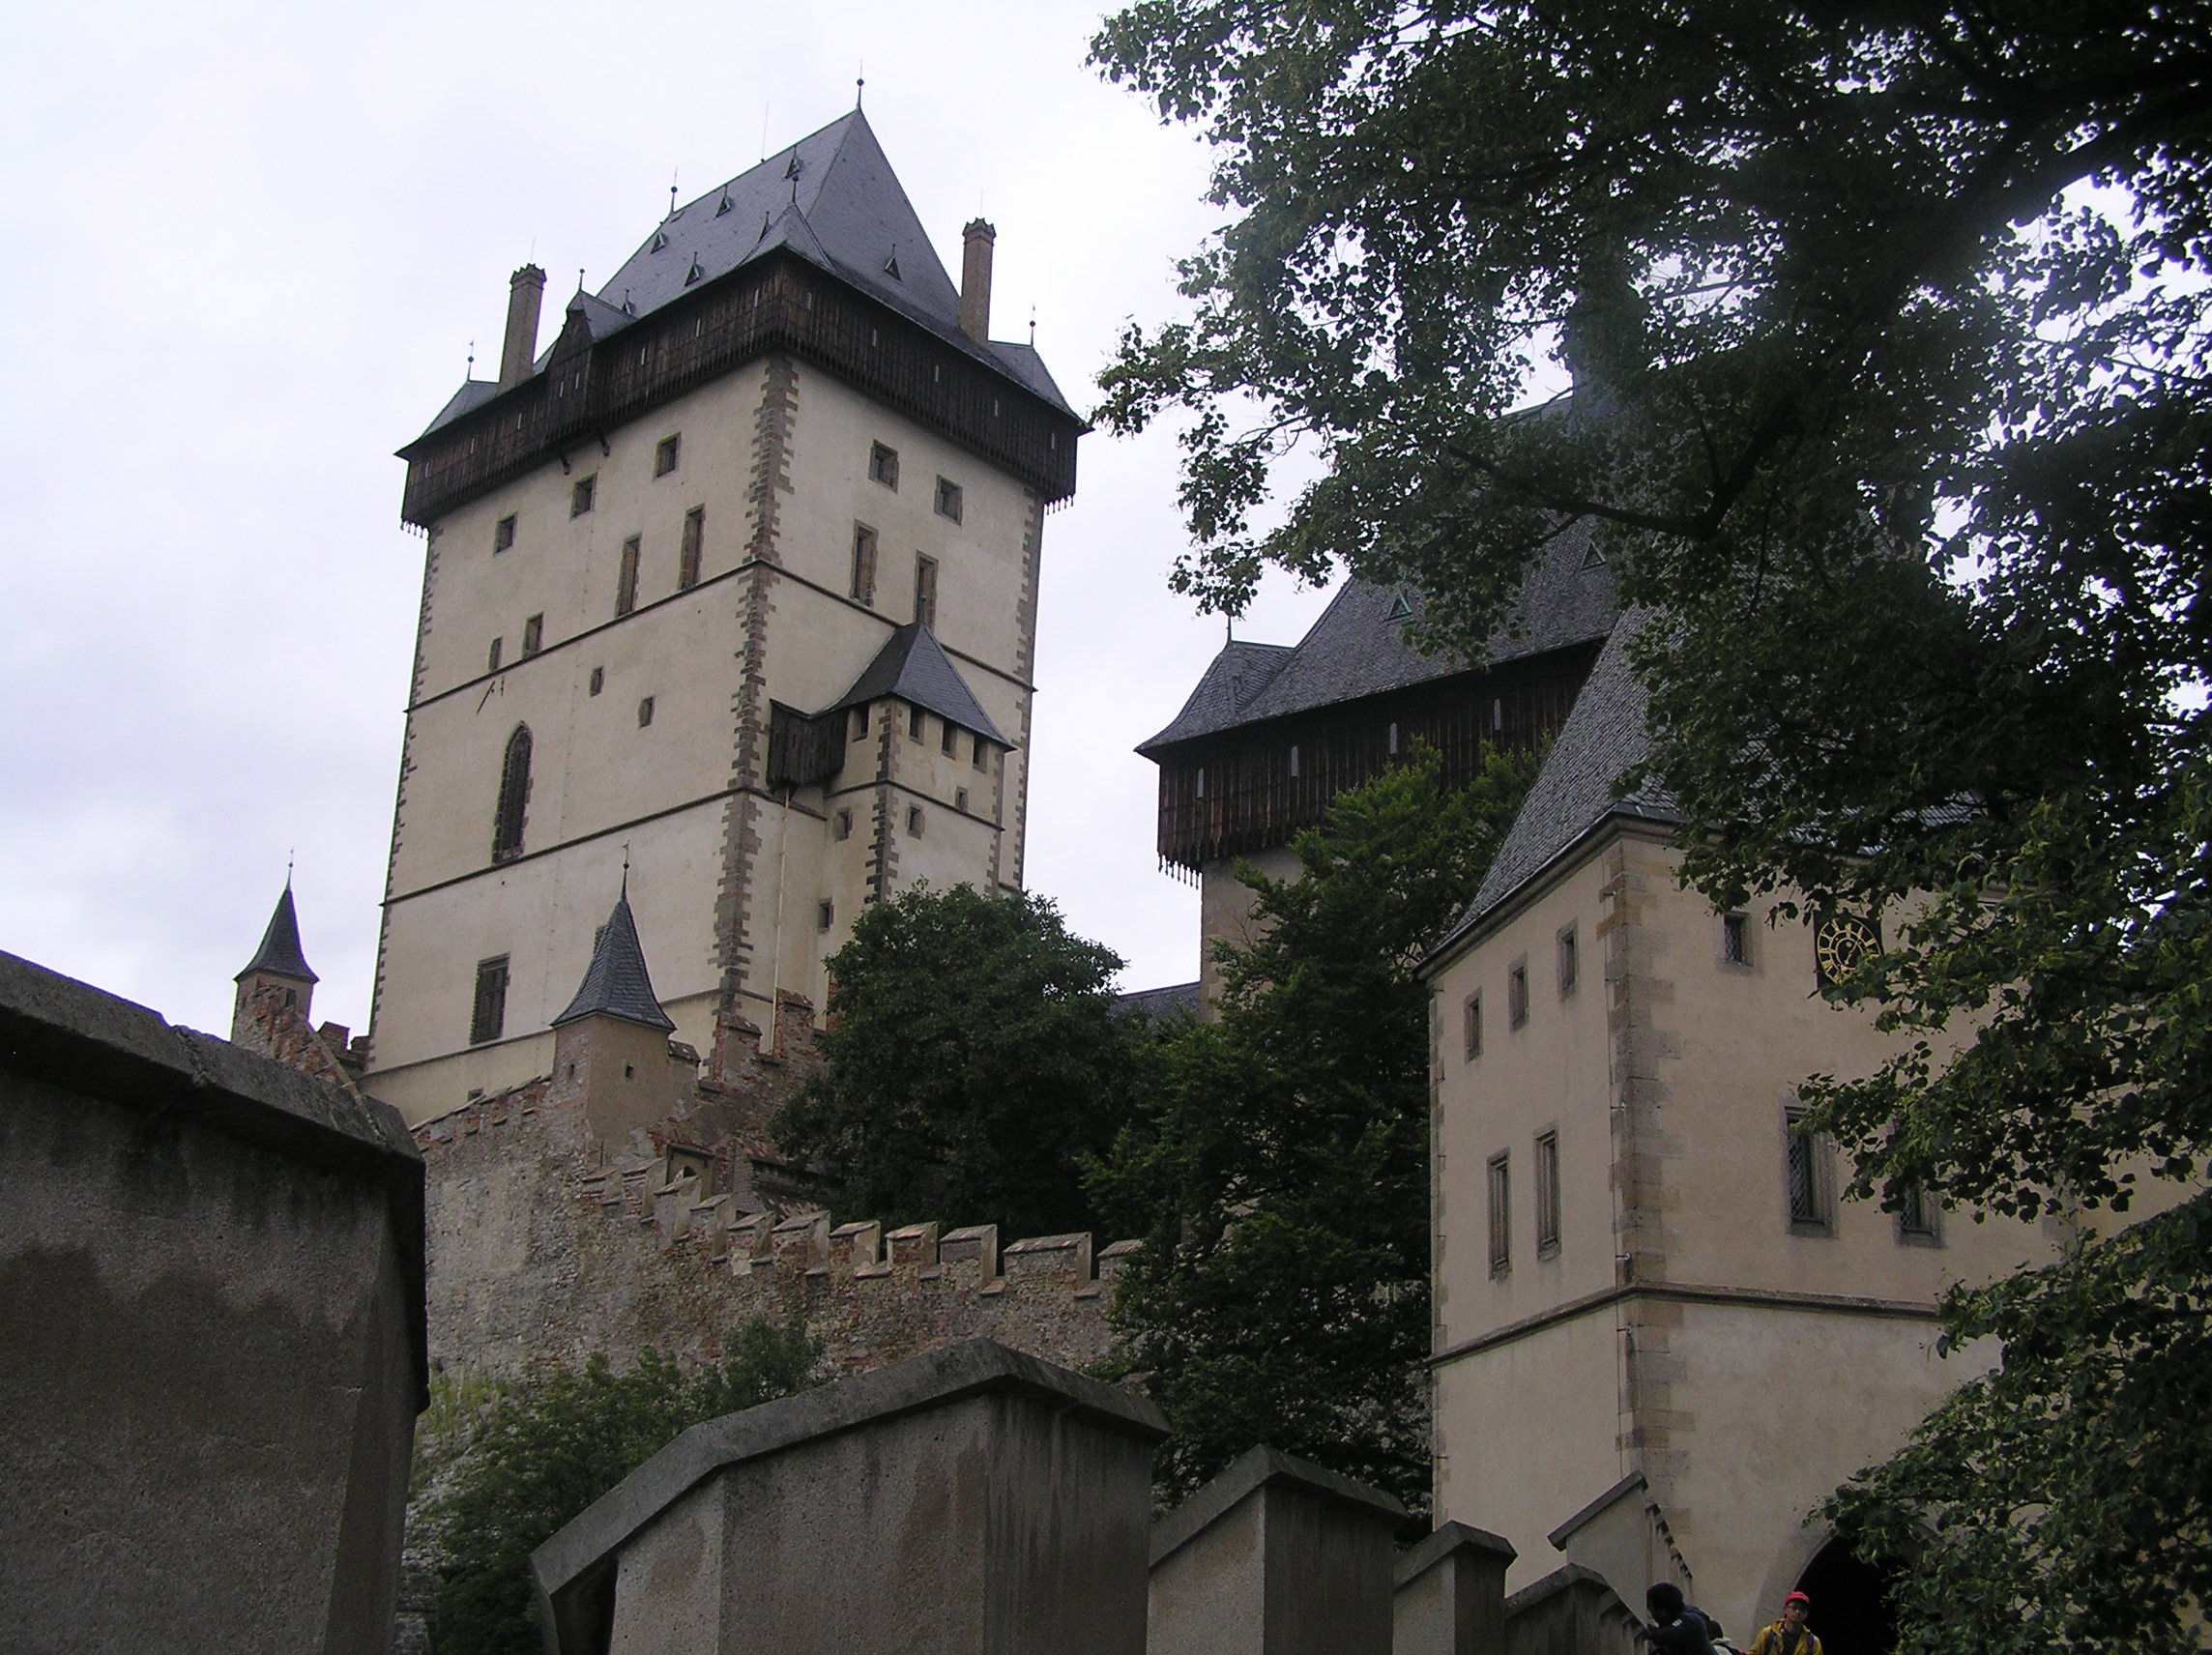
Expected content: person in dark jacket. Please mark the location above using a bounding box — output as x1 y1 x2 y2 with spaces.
1645 1582 1726 1655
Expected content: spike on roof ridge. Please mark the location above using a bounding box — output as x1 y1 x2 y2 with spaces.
553 893 677 1032
237 885 317 984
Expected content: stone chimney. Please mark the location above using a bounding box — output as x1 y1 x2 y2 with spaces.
958 219 995 342
499 263 547 389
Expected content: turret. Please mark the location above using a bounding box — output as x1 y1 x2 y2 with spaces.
231 883 317 1046
549 886 682 1148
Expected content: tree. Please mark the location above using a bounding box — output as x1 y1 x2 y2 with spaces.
1091 4 2209 1647
423 1318 821 1655
773 883 1141 1238
1090 747 1533 1512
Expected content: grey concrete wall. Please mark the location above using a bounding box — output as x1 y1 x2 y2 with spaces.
537 1339 1165 1655
1149 1447 1407 1655
1502 1565 1643 1655
0 950 426 1655
1394 1522 1517 1655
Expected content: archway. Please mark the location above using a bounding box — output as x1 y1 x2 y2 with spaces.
1790 1535 1899 1655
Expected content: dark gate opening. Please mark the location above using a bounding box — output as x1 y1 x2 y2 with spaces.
1793 1536 1899 1655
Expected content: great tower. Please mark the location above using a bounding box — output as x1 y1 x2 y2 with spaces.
364 111 1083 1123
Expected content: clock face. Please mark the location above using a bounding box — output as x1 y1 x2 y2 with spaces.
1816 915 1879 984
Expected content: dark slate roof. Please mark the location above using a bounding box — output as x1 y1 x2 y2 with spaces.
236 885 317 983
553 893 676 1031
828 623 1009 746
420 377 501 438
1432 613 1678 957
1139 521 1617 754
589 110 1073 417
1112 981 1202 1021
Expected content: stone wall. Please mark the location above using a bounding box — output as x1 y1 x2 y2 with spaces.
414 1075 1125 1381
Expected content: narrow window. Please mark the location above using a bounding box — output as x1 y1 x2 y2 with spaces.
655 433 682 477
1786 1106 1835 1234
906 804 925 835
934 477 963 522
908 703 925 740
1507 961 1529 1029
494 514 516 553
616 537 641 616
1289 744 1300 779
470 956 509 1046
491 724 531 862
1487 1153 1511 1278
571 474 596 516
637 696 655 728
869 442 899 489
817 900 834 931
1387 720 1399 756
941 718 957 755
850 524 878 603
1898 1181 1942 1245
972 733 987 770
955 786 969 812
851 705 869 741
1492 698 1503 731
679 507 705 589
1723 913 1750 966
522 613 543 656
1463 993 1482 1061
589 666 604 696
1557 924 1578 995
832 807 853 841
1535 1130 1561 1257
1195 766 1206 798
487 636 504 673
914 554 938 628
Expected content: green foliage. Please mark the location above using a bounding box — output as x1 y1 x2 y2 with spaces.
424 1320 821 1655
773 882 1140 1238
1091 746 1533 1511
1091 2 2208 1643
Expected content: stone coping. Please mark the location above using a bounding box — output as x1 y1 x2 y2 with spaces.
1547 1471 1649 1550
534 1338 1167 1635
1503 1562 1622 1616
1394 1519 1518 1588
1149 1445 1408 1570
0 947 428 1407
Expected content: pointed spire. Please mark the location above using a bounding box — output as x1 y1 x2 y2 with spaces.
553 891 675 1031
236 883 317 984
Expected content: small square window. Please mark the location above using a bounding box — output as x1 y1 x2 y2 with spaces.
1723 913 1750 966
1507 961 1529 1029
470 956 509 1046
869 443 899 489
941 719 957 756
1557 924 1578 995
909 704 925 740
906 805 924 835
833 808 853 841
850 524 878 604
1898 1181 1943 1245
934 477 963 522
571 475 596 516
851 705 869 742
817 899 834 930
679 506 705 589
955 786 969 812
589 666 603 696
487 637 504 673
1487 1152 1511 1278
494 514 516 553
637 696 655 728
655 434 682 477
1535 1130 1561 1257
522 614 543 656
1463 993 1482 1061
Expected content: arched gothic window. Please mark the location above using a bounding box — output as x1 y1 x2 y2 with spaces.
491 725 532 862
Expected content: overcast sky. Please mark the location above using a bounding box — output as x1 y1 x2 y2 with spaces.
0 0 1342 1038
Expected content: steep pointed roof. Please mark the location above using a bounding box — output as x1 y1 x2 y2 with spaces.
589 110 1074 416
552 893 676 1031
236 885 317 984
419 377 500 439
1428 614 1679 963
1138 521 1617 754
828 623 1009 745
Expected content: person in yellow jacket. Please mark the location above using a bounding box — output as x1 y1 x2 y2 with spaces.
1750 1591 1822 1655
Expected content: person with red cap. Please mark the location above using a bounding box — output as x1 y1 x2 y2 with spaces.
1750 1591 1822 1655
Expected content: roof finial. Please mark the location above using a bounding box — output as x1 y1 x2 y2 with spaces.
576 267 585 294
466 339 475 377
759 102 771 162
856 63 864 108
285 848 295 887
621 842 631 898
1029 305 1036 347
668 168 679 219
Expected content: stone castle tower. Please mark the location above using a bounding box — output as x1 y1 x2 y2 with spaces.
363 111 1085 1124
